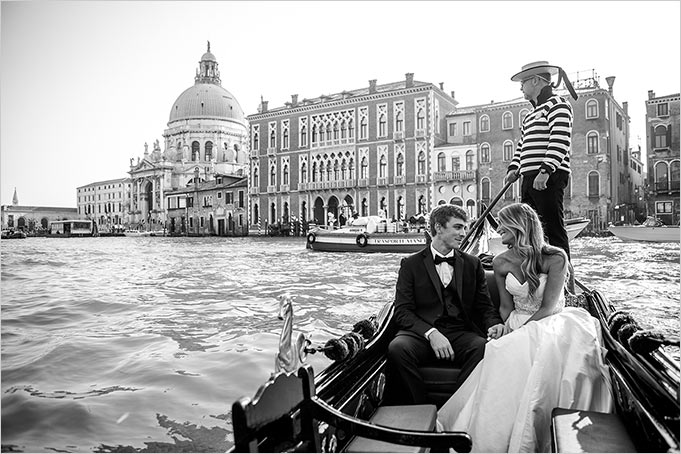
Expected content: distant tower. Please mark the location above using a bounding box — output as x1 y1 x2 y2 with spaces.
12 187 18 205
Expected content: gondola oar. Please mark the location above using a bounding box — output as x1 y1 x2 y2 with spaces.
460 177 515 251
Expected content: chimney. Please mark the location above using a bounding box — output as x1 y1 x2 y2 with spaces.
291 94 298 107
405 73 414 88
369 79 377 94
622 101 628 114
605 76 615 95
451 91 456 99
439 82 444 90
261 99 268 113
648 90 655 100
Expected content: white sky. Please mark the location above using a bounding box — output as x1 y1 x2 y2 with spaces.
2 0 679 207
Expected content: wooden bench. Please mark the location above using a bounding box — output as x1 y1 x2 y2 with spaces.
551 408 638 453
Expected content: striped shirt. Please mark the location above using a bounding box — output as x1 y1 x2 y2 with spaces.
509 93 572 175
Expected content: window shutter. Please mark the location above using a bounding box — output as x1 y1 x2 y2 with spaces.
667 124 672 148
651 126 655 148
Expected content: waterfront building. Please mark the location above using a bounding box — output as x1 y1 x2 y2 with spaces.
438 106 479 218
1 189 77 232
644 90 680 225
76 178 131 231
165 170 247 236
246 74 458 233
622 146 647 223
127 43 249 234
471 71 631 231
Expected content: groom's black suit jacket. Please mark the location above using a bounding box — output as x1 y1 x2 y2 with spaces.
394 246 502 338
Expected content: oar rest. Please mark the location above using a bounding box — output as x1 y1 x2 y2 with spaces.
232 365 472 453
417 269 500 408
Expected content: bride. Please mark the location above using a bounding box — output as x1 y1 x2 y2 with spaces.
437 203 612 452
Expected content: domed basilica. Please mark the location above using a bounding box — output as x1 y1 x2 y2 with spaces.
128 43 249 234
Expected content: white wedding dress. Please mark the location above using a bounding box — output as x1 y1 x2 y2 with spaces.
437 273 612 453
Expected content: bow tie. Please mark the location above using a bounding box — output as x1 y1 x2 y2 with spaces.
434 255 456 266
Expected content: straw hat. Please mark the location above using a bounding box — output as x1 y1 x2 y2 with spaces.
511 61 561 82
511 60 579 100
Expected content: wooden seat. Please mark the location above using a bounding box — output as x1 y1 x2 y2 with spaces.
551 408 638 453
420 363 461 408
345 404 437 453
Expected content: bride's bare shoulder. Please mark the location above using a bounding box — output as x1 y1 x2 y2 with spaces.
492 251 515 269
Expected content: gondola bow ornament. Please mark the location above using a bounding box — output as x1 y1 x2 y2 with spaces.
274 293 311 374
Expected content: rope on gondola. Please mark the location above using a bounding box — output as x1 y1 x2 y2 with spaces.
607 310 680 354
305 318 378 362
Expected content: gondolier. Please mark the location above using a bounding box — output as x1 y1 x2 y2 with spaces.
505 61 578 263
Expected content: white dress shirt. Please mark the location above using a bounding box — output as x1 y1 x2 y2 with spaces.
431 245 454 286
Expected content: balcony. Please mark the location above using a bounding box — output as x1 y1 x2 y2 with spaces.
297 183 307 191
267 147 277 156
394 175 406 185
377 177 388 186
250 149 259 158
267 185 276 193
655 182 669 192
280 184 290 193
358 178 369 187
311 138 356 150
416 175 427 183
343 179 356 188
433 170 476 182
655 181 680 193
249 187 259 195
415 129 426 138
393 131 404 141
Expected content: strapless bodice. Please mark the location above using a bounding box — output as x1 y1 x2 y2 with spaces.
505 273 564 315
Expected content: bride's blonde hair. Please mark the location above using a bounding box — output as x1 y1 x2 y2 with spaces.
497 203 567 296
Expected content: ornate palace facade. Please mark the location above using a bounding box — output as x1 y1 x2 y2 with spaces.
246 74 459 232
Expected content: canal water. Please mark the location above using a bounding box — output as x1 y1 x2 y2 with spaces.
1 236 679 452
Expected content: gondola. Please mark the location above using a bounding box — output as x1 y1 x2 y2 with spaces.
230 183 680 453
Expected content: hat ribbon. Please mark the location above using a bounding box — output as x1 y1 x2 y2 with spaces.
555 68 579 100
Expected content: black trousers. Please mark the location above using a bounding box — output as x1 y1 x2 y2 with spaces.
385 325 486 405
521 170 571 260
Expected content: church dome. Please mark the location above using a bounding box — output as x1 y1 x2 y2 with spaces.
169 84 245 123
168 42 245 124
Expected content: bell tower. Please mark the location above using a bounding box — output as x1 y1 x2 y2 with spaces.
195 41 221 86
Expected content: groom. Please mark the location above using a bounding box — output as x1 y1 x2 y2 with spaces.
386 204 505 405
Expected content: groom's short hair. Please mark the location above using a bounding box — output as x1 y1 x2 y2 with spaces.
429 204 468 238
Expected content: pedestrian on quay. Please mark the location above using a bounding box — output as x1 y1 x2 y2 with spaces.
504 61 579 291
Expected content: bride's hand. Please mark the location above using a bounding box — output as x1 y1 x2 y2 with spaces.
487 323 505 340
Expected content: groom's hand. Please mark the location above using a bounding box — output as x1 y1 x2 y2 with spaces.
428 330 454 361
487 323 505 340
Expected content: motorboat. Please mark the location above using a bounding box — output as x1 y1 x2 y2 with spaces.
1 229 27 239
230 188 679 453
306 216 430 253
123 229 151 237
608 217 680 243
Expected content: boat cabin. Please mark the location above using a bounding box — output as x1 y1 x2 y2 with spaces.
48 220 98 237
